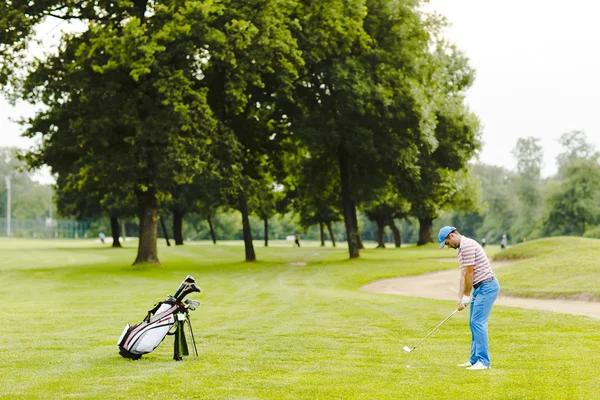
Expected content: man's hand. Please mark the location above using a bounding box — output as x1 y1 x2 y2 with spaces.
457 295 471 311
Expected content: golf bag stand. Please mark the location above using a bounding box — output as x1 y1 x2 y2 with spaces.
117 275 201 361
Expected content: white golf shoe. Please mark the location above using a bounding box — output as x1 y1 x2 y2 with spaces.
466 361 490 370
456 361 472 367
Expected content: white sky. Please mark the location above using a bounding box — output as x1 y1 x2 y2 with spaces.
426 0 600 176
2 1 600 182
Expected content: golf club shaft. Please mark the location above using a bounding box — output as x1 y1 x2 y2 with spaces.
410 309 458 351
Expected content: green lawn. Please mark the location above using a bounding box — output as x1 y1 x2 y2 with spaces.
494 237 600 299
1 238 599 399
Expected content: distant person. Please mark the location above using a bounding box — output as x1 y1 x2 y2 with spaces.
294 231 301 247
99 232 105 244
438 226 500 370
481 238 486 248
500 234 508 249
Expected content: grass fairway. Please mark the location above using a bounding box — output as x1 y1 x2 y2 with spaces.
1 238 599 399
494 237 600 299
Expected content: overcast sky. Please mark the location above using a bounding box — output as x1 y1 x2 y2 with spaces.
426 0 600 176
2 0 599 182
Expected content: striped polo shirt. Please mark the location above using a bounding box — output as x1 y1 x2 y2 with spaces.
457 236 495 286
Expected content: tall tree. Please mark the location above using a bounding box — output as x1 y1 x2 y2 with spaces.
406 37 481 244
511 136 544 241
18 3 217 264
408 98 481 244
292 0 439 258
192 0 304 261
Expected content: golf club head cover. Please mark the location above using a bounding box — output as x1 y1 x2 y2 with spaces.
174 275 202 301
176 282 201 301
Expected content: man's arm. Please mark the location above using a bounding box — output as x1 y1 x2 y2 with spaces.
458 268 465 303
457 266 474 311
463 265 474 295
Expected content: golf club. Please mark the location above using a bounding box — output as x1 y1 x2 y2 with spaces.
183 299 200 311
404 308 458 353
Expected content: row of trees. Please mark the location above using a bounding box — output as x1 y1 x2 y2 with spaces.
1 0 481 264
0 146 420 243
442 130 600 243
5 129 598 247
0 148 422 243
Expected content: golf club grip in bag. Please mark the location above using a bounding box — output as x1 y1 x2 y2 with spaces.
118 276 200 360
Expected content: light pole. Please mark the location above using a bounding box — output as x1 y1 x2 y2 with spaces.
5 175 11 237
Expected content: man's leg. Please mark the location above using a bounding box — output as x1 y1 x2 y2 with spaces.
469 296 477 365
469 280 500 367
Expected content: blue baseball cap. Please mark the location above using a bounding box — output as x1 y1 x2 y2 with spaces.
438 226 456 248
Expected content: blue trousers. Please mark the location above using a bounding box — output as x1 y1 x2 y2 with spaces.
468 278 500 367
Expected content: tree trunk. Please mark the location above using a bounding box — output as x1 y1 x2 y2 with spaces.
173 209 184 245
121 220 126 242
319 221 325 246
417 217 434 246
388 219 402 248
133 189 159 265
351 203 364 249
338 143 359 258
376 216 386 248
326 221 336 247
263 217 269 247
160 215 171 246
207 215 217 244
239 193 256 261
110 215 121 248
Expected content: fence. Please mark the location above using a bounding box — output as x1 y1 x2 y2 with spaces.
0 217 91 239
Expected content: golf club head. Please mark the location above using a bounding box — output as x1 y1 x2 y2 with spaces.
183 299 200 311
403 346 412 353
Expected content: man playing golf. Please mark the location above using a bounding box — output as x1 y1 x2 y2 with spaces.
438 226 500 370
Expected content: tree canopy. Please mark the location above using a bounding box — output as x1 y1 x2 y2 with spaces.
2 0 484 262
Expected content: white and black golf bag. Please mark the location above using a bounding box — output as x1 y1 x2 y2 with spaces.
117 275 201 361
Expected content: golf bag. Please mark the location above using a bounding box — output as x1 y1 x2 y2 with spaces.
117 275 201 361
